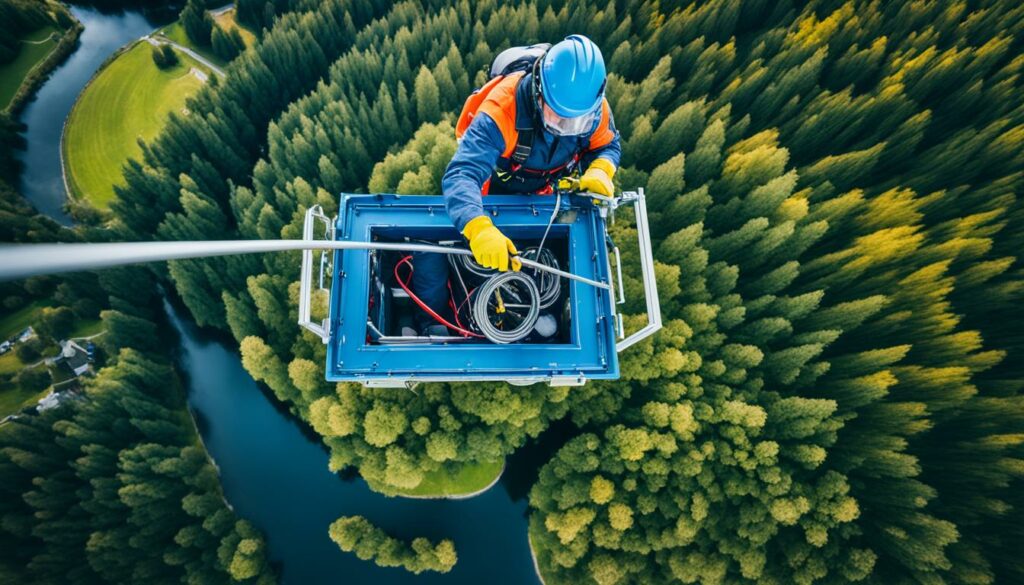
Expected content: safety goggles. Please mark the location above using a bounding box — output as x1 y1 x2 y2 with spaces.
540 99 601 136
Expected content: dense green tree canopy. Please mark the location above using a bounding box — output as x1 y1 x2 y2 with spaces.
0 252 273 583
329 515 458 574
97 0 1024 583
0 347 274 583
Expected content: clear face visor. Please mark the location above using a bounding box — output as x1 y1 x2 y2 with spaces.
540 100 600 136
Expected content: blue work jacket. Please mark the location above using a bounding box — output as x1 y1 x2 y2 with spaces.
442 73 622 231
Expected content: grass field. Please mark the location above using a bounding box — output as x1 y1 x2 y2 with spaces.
0 353 25 376
159 21 189 46
0 26 60 110
64 42 207 210
158 22 206 59
69 319 104 339
0 300 47 340
391 458 505 498
0 377 50 419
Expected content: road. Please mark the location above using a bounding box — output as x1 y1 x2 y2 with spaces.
143 35 225 78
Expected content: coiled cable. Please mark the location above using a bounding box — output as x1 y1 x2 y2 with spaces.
471 271 541 343
449 253 496 282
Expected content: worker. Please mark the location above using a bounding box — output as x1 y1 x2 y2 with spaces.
411 34 621 336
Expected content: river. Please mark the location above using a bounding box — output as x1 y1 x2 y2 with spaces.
15 5 164 224
165 296 550 584
17 6 560 582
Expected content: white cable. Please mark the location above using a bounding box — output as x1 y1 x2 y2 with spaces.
471 272 540 344
0 240 611 291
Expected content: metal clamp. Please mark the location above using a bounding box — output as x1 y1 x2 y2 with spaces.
615 188 662 352
299 205 334 343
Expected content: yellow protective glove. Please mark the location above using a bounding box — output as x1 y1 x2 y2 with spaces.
579 158 616 197
462 215 521 272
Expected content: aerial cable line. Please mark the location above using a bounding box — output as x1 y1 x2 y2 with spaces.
0 240 611 290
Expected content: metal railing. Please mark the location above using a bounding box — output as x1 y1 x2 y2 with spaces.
614 188 662 353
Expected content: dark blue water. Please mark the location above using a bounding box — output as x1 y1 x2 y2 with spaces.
16 6 162 223
165 297 549 584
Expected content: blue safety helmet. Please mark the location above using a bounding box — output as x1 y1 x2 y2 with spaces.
538 34 606 118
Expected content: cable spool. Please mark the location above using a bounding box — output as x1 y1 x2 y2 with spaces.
472 272 541 343
520 247 561 309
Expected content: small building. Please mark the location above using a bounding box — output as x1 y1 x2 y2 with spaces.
36 392 62 411
36 390 79 413
16 327 35 343
0 341 10 354
55 339 91 377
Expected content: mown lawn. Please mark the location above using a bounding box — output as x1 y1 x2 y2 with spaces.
158 22 201 56
0 300 47 340
63 42 207 209
0 25 60 110
392 458 505 497
0 337 57 377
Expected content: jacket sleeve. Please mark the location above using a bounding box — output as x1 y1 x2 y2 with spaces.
442 112 505 232
581 105 622 169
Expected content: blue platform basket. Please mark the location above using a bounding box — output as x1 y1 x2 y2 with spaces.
298 190 660 388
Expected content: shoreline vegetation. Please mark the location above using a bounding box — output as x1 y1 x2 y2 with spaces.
388 459 505 499
1 5 83 114
329 515 458 574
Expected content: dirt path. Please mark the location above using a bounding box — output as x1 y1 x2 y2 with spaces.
143 35 226 78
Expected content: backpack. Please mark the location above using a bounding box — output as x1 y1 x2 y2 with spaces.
455 43 551 166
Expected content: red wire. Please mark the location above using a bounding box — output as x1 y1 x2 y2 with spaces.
457 287 475 328
448 282 476 333
395 256 483 338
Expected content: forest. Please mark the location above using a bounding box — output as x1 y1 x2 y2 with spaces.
2 0 1023 583
0 264 275 582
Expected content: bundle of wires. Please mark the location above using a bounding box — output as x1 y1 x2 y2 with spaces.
470 271 541 344
520 247 561 309
448 252 496 282
396 254 540 343
396 192 562 343
395 255 483 338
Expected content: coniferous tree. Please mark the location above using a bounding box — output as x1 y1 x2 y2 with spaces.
180 0 213 47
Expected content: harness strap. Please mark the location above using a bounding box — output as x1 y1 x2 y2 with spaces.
511 128 533 165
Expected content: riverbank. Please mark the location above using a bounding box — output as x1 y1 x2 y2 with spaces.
527 521 549 585
2 7 83 115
